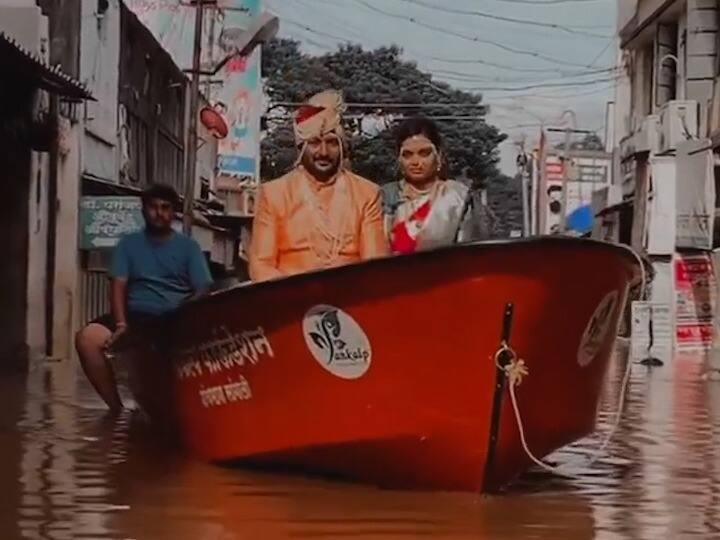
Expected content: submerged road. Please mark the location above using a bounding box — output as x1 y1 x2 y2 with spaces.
0 343 718 539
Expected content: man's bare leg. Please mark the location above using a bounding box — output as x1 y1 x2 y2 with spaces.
75 323 123 412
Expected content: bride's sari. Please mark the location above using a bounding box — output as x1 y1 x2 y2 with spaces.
381 179 490 254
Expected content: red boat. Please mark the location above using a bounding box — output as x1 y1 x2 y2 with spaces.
121 237 642 492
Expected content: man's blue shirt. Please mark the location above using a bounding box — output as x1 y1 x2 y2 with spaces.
109 231 213 316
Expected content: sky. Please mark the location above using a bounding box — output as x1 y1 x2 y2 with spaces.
262 0 618 175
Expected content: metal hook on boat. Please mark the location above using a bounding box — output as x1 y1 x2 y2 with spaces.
493 343 529 386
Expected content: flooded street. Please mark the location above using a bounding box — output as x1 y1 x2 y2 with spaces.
1 343 719 540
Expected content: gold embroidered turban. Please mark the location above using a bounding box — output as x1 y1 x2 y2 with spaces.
293 89 346 145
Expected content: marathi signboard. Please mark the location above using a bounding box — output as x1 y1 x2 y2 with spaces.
674 252 717 351
79 196 144 249
574 156 609 183
127 0 262 181
630 301 674 363
544 155 564 182
541 151 611 235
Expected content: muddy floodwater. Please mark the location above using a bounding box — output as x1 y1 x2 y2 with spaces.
1 343 719 539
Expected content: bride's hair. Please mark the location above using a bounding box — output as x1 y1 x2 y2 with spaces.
393 117 443 153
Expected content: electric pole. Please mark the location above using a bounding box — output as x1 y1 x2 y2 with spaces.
182 0 205 235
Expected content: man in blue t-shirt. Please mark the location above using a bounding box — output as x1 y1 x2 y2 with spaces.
75 183 213 412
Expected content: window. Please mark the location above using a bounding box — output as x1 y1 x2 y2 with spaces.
655 22 679 109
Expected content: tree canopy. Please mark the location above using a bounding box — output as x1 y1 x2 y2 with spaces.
260 39 507 187
555 132 605 152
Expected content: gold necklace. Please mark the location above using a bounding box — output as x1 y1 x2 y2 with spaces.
300 169 349 265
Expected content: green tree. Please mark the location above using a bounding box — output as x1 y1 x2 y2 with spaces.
260 39 506 187
555 131 605 151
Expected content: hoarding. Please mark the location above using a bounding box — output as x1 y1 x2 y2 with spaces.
79 197 144 249
127 0 262 181
674 252 716 351
215 0 262 180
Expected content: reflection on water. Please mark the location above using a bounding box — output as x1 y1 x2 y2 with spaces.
0 344 719 539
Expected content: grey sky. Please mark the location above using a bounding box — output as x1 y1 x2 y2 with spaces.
264 0 617 174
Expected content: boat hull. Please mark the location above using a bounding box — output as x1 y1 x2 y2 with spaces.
123 238 640 491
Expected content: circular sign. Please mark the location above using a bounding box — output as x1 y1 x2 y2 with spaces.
302 305 372 379
577 290 619 367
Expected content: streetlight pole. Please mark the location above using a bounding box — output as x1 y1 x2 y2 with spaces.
182 0 205 235
515 139 531 237
546 111 598 234
559 110 576 233
181 6 278 235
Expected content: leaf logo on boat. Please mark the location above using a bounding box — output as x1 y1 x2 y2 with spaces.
302 305 372 379
577 290 619 367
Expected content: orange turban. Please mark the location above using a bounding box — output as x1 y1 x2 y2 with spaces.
293 90 345 145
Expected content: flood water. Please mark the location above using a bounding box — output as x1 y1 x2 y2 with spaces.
1 342 719 539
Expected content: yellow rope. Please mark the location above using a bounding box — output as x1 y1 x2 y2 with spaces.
494 342 561 475
494 341 529 386
494 246 647 476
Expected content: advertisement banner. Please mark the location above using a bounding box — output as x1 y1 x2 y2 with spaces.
127 0 262 181
544 179 563 234
215 0 261 180
674 252 717 351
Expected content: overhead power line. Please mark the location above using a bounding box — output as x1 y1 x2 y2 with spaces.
484 0 610 4
269 101 488 109
267 114 489 121
351 0 593 67
398 0 612 37
431 66 617 84
435 75 619 92
274 17 618 93
281 19 355 44
274 0 616 75
587 38 616 68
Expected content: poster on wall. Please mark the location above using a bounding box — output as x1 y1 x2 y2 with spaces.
674 252 717 351
127 0 263 182
215 0 262 180
544 179 563 234
630 301 674 362
675 139 715 250
646 157 677 256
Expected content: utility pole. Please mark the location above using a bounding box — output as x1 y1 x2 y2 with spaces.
521 158 531 237
546 121 594 234
530 141 540 236
515 138 531 237
181 4 278 235
204 4 217 99
560 125 572 231
182 0 205 234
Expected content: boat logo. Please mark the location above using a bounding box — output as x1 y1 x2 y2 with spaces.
577 290 619 367
302 305 372 379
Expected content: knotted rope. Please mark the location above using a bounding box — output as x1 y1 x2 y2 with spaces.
492 247 648 477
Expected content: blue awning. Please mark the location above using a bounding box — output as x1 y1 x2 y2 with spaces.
567 204 594 234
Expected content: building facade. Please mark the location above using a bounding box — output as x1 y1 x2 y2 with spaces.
0 0 92 368
610 0 720 354
0 0 245 368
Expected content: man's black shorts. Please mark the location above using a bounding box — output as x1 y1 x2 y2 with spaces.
90 312 159 333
